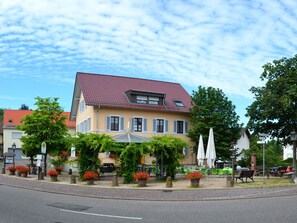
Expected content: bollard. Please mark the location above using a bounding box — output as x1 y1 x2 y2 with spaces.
112 173 119 187
70 175 76 184
166 176 173 188
226 175 233 187
2 167 5 174
38 172 44 180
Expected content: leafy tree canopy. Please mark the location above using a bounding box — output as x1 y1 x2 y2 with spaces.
246 55 297 143
0 108 3 119
188 86 242 160
19 104 29 110
17 97 70 166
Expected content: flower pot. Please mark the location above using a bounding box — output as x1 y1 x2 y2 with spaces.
138 179 147 187
17 171 22 177
86 179 94 185
9 170 16 175
191 179 200 188
50 175 58 182
21 172 28 178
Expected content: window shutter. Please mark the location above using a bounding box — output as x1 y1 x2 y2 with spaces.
165 120 168 133
153 119 156 132
183 147 188 157
143 118 147 132
120 117 124 131
174 120 177 133
131 118 134 132
185 121 189 133
106 116 110 131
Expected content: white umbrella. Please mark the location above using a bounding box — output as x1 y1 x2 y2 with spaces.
197 134 205 166
206 128 216 168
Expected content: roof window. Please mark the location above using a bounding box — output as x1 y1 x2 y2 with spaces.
174 100 184 107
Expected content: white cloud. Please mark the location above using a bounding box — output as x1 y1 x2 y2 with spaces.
0 0 297 114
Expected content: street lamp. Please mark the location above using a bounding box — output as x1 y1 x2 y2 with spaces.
290 131 297 183
12 143 16 167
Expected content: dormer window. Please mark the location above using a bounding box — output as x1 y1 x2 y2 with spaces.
174 100 184 107
126 90 165 106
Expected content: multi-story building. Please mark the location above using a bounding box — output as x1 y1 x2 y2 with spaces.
70 72 196 165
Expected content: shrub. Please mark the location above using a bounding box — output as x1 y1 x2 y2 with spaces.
186 171 204 180
133 172 150 181
83 171 99 180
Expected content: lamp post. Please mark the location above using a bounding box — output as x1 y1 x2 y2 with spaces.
290 131 297 183
12 143 16 167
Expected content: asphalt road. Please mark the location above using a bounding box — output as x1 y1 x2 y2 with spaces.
1 185 297 223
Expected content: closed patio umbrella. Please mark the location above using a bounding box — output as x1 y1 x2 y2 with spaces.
206 128 216 168
197 134 205 166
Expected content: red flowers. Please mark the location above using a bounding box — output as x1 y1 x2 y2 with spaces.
18 166 30 173
133 172 150 181
48 169 58 176
186 171 204 180
7 166 16 172
83 171 99 180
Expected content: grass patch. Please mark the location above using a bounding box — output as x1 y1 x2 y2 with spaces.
235 177 296 188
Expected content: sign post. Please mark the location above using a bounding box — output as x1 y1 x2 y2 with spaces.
41 142 47 176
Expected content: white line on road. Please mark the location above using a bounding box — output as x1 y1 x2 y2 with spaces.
60 208 143 220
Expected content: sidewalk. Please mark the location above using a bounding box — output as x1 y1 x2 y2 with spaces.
1 173 297 201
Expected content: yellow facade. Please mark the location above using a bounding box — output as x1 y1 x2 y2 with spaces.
76 93 196 165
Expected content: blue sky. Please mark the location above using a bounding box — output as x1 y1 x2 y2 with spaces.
1 0 297 125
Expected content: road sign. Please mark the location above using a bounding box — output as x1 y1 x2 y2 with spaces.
257 141 265 144
41 142 46 154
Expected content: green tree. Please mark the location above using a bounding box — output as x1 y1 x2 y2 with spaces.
0 108 3 119
143 135 187 179
71 133 115 179
19 104 29 110
246 55 297 139
246 55 297 176
188 86 242 160
17 97 69 174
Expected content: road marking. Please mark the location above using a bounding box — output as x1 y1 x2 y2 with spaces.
60 209 143 220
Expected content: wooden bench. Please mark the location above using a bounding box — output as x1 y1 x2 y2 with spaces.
235 170 254 183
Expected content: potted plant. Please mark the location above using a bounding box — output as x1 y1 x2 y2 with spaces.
186 171 204 188
133 171 150 187
54 166 63 174
47 169 58 182
83 171 99 185
19 166 30 177
7 166 16 175
15 165 23 176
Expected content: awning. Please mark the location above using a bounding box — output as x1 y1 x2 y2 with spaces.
113 132 150 143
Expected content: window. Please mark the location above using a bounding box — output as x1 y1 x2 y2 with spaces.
134 118 142 132
148 97 159 105
106 116 124 132
183 147 189 157
111 116 119 131
79 100 86 113
174 100 184 107
136 96 148 104
174 120 189 134
12 132 22 139
156 119 164 133
77 118 91 133
176 121 184 134
132 117 147 132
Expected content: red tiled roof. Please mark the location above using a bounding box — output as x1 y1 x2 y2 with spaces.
3 110 76 128
76 72 192 113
